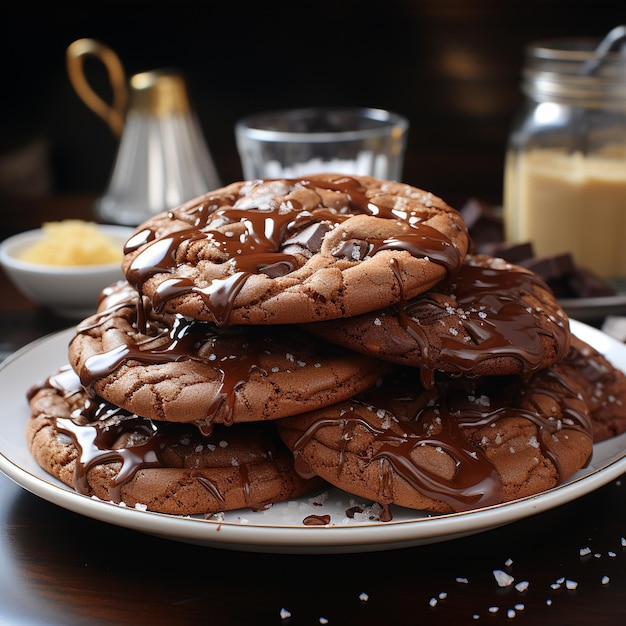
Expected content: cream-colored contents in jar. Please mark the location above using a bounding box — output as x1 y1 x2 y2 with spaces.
504 147 626 280
18 220 123 266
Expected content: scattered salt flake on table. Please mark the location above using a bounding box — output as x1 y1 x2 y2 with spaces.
514 581 529 592
429 597 438 607
514 603 525 611
438 592 447 600
546 599 553 606
488 606 499 614
602 576 610 585
507 609 516 618
504 558 513 567
621 537 626 547
456 577 469 584
608 551 617 558
472 615 480 620
280 608 291 620
319 618 328 625
566 580 578 590
493 569 514 587
579 547 591 556
359 592 369 602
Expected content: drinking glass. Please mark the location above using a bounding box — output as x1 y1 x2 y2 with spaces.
235 106 409 181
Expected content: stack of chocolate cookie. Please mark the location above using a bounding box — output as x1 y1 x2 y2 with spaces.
25 175 626 519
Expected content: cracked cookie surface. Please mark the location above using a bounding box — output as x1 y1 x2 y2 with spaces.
26 366 325 515
277 361 594 515
68 282 391 430
303 254 571 387
558 335 626 442
121 174 469 325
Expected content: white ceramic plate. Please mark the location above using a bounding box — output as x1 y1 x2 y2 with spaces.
1 321 626 554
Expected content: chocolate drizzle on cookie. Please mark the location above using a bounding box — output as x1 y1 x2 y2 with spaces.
70 281 389 431
73 293 267 430
75 304 267 431
123 175 465 326
302 253 571 391
34 366 304 511
285 363 592 515
397 255 570 388
26 174 618 523
41 366 224 503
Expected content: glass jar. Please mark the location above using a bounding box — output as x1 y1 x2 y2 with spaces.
503 34 626 286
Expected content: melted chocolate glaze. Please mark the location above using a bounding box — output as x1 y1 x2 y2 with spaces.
290 362 592 514
34 366 284 510
72 282 367 431
124 176 464 326
75 305 265 430
302 514 331 526
395 256 569 388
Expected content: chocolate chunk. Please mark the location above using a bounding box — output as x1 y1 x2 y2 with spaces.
479 241 535 264
460 198 504 245
521 253 616 298
566 267 617 298
257 261 293 278
332 239 370 261
281 222 331 257
460 195 618 301
520 253 577 282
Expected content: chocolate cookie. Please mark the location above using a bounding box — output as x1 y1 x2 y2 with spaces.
303 254 570 388
121 174 469 325
68 281 391 431
558 335 626 442
277 363 594 516
26 366 325 515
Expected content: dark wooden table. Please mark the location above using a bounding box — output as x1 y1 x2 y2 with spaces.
2 197 626 626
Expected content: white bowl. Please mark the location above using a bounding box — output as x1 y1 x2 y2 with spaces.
0 225 135 319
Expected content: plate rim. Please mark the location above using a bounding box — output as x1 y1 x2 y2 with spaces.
1 321 626 553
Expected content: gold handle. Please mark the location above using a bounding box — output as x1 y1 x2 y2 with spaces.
66 38 128 137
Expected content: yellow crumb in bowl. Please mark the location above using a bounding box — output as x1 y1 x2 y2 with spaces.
18 220 123 266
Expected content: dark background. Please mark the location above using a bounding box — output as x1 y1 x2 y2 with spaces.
1 0 624 213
